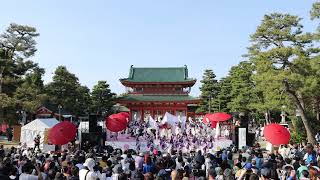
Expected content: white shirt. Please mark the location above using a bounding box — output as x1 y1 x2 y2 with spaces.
79 169 102 180
134 156 144 170
76 163 84 170
19 173 38 180
111 174 119 180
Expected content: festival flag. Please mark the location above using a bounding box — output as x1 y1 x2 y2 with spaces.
161 112 179 126
148 116 159 130
181 116 187 132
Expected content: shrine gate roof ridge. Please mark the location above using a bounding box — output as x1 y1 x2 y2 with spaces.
120 65 196 83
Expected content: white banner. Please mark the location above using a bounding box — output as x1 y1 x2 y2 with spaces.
148 116 159 130
161 112 179 126
238 128 247 149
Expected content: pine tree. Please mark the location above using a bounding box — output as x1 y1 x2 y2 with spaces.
45 66 91 116
227 61 257 113
197 69 220 113
14 67 47 113
214 77 232 113
0 23 40 119
90 81 116 116
248 13 319 144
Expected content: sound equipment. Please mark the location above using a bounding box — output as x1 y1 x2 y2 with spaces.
234 127 251 148
247 133 255 147
89 114 98 132
234 127 239 147
80 128 104 149
239 113 249 129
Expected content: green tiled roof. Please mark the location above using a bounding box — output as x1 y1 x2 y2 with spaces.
118 94 199 102
120 65 196 83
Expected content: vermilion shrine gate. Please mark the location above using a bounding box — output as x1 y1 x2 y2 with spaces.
117 65 200 121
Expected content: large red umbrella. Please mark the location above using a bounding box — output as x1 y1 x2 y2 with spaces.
48 121 77 145
106 113 128 132
208 112 232 122
202 114 211 124
118 112 130 122
202 114 217 128
263 123 290 145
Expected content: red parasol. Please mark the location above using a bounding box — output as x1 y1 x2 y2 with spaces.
210 121 217 128
202 114 218 128
263 123 290 145
202 114 211 124
48 121 77 145
118 112 130 122
208 112 232 122
106 113 128 132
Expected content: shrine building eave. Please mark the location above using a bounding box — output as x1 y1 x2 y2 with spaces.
120 79 196 87
117 94 200 104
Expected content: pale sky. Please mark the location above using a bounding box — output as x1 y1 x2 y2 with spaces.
0 0 317 96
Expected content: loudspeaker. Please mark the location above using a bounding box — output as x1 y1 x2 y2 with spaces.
89 114 97 132
239 114 249 129
81 130 104 148
234 127 239 147
247 133 255 147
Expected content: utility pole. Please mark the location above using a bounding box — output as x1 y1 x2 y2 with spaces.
208 94 212 113
58 105 62 121
219 98 221 112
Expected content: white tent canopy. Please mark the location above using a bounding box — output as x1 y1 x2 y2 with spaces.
20 118 59 149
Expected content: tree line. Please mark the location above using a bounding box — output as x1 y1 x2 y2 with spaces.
0 24 116 123
197 3 320 144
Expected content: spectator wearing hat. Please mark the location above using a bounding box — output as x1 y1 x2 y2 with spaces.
79 158 101 180
300 169 309 180
297 159 308 179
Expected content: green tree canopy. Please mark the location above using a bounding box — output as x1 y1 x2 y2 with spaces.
248 13 319 144
90 81 116 116
197 69 220 113
45 66 91 116
0 23 41 120
14 67 47 113
226 61 257 113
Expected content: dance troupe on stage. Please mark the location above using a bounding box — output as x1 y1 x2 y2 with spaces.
105 112 233 154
